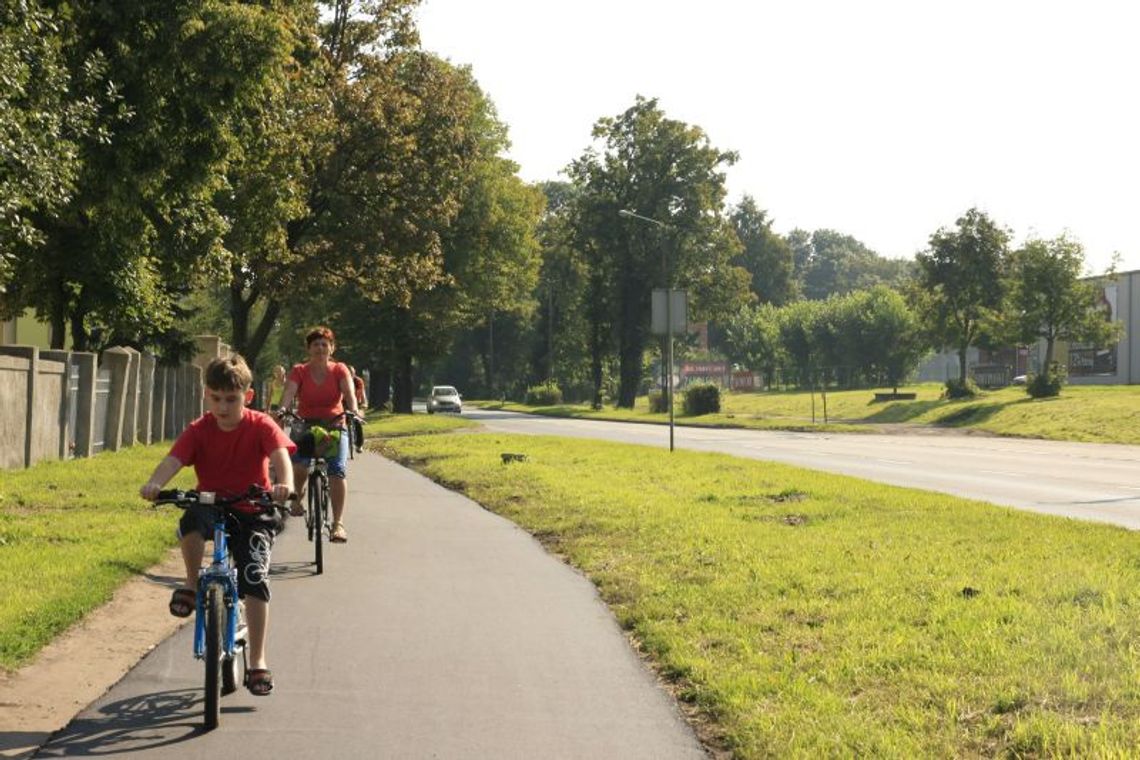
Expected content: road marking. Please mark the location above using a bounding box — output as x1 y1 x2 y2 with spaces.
979 469 1022 477
876 458 912 465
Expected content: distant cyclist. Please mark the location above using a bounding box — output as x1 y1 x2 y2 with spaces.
276 326 360 543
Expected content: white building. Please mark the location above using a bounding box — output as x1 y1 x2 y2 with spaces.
912 269 1137 386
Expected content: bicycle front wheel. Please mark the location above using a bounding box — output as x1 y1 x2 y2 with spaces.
309 472 324 575
203 585 223 730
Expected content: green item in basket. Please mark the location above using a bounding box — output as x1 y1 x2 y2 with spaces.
309 426 342 457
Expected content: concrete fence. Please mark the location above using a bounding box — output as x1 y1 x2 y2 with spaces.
0 335 230 470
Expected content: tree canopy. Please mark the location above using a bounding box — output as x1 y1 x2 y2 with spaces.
568 96 749 407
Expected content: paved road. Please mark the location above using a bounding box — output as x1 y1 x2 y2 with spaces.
467 409 1140 530
34 452 706 759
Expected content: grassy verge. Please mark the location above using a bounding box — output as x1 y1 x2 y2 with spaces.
380 431 1140 757
469 398 869 434
0 445 192 671
472 383 1140 444
361 410 476 438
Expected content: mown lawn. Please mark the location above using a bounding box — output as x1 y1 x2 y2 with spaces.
380 430 1140 758
0 445 192 670
475 383 1140 444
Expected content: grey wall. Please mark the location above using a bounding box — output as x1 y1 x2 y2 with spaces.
0 336 220 470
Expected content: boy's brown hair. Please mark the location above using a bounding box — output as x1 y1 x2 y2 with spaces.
204 355 254 392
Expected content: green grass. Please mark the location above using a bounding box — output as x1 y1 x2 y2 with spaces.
0 445 193 670
474 382 1140 444
361 410 476 438
380 431 1140 758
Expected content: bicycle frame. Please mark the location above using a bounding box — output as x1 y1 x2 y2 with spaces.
193 507 243 662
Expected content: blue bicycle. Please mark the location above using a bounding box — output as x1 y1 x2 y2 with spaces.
154 487 285 730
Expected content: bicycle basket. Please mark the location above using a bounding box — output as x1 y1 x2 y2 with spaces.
307 426 342 458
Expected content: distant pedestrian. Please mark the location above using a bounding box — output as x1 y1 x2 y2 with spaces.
266 364 286 413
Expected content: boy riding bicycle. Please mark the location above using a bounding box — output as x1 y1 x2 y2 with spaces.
140 355 295 696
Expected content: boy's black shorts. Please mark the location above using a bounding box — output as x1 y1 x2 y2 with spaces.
178 506 282 603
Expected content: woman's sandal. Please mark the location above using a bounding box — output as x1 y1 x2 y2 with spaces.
245 668 274 696
168 588 195 618
330 522 347 543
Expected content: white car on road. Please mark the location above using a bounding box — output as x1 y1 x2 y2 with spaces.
427 385 462 414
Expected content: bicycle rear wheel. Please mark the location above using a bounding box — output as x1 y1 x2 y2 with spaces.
309 472 324 574
203 585 223 730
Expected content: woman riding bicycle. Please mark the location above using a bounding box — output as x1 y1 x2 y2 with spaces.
277 326 360 543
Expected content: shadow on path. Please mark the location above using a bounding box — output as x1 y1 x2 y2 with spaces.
24 689 252 757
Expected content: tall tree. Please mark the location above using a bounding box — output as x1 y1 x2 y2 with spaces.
0 0 106 301
6 0 296 350
568 96 747 408
530 181 590 394
790 228 912 300
1003 234 1122 373
729 196 797 305
221 0 426 370
916 208 1010 385
856 286 928 392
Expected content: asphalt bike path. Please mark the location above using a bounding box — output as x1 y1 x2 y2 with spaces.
32 451 706 759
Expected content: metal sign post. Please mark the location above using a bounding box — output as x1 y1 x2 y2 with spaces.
652 288 687 451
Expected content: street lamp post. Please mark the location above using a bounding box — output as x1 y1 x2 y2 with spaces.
618 208 676 452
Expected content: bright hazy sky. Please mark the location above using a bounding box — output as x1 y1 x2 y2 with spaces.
415 0 1140 274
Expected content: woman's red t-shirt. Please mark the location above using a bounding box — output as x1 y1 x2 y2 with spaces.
289 361 350 421
169 409 295 510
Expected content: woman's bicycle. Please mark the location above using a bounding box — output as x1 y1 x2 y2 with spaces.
153 486 286 730
279 410 355 575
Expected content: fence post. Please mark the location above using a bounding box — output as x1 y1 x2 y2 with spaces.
0 345 36 467
72 352 97 457
101 347 131 452
165 364 178 439
121 347 140 447
151 364 167 442
137 353 155 445
41 350 71 459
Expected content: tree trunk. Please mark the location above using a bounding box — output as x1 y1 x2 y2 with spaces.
243 298 280 370
69 296 91 352
617 339 641 408
230 272 249 356
487 310 495 397
590 320 604 409
370 366 392 409
1044 338 1055 371
958 344 969 385
392 353 414 413
50 305 67 350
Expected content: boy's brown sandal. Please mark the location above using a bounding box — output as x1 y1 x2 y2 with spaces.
168 588 195 618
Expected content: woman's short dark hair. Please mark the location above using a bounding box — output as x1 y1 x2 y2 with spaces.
305 326 336 346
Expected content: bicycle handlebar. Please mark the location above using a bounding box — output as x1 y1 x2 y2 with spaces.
153 486 293 514
277 409 359 423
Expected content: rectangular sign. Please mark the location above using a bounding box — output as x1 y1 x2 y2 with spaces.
651 289 687 335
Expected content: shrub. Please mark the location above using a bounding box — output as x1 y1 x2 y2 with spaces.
648 391 669 413
683 383 721 415
525 382 563 405
943 377 980 399
1027 363 1066 399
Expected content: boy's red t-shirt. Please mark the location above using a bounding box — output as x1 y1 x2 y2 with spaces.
289 361 350 420
169 408 295 511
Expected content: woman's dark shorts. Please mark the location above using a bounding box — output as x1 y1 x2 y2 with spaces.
178 506 282 602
